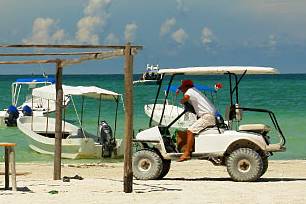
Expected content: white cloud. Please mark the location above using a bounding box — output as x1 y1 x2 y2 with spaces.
160 18 176 37
23 17 66 44
85 0 112 16
105 33 119 44
75 0 113 44
201 27 215 46
268 34 277 47
124 23 138 42
171 28 188 44
176 0 188 13
76 16 101 44
24 0 114 45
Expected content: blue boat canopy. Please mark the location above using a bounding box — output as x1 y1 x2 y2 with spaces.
165 84 216 93
15 77 55 84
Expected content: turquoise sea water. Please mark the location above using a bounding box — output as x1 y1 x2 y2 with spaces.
0 74 305 162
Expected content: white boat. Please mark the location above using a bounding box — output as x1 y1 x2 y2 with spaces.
133 64 162 85
144 84 218 128
145 104 197 128
0 77 70 126
17 84 124 159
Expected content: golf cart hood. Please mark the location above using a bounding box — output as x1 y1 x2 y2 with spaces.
158 66 279 75
135 126 163 141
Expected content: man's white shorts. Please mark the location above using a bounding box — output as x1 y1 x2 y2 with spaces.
187 113 215 134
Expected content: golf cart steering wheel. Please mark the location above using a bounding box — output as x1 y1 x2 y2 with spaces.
183 102 196 114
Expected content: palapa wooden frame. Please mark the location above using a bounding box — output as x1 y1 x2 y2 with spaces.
0 43 142 193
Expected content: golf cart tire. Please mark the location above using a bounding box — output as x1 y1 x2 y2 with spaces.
260 157 269 177
133 149 163 180
157 159 171 179
226 148 263 182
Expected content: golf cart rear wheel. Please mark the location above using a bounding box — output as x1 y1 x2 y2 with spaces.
226 148 263 182
133 149 163 180
157 159 171 179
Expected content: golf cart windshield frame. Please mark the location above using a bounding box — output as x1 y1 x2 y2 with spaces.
149 73 178 127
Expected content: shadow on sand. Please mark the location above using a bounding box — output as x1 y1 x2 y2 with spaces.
163 177 306 183
0 186 33 193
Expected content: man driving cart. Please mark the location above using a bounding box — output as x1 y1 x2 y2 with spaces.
177 79 217 162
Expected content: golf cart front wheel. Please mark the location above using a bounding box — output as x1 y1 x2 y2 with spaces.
133 149 163 180
226 148 263 182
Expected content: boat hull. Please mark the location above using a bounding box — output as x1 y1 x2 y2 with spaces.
17 116 102 159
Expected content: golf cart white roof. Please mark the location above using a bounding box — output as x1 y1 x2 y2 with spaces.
32 84 121 101
158 66 279 75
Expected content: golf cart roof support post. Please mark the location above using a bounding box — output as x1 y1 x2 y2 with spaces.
234 74 239 104
149 73 165 127
159 74 175 125
226 70 247 106
232 70 247 105
227 72 233 106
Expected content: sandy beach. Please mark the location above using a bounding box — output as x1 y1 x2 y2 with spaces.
0 160 306 204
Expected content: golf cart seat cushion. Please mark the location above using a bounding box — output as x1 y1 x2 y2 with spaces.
239 124 271 134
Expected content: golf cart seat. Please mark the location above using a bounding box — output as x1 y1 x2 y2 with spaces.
227 104 271 135
239 124 271 135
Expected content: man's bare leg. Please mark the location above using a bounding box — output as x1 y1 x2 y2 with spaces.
178 130 194 162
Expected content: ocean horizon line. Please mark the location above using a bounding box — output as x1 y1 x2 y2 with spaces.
0 73 305 76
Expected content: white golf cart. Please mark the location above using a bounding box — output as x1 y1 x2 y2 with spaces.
133 66 286 182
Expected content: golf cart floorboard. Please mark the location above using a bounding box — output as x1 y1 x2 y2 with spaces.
167 152 223 159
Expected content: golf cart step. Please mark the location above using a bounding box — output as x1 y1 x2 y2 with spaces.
266 144 286 152
167 152 222 159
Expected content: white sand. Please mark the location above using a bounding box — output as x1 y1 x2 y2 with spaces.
1 160 306 204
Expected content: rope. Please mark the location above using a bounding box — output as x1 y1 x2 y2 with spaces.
71 96 86 138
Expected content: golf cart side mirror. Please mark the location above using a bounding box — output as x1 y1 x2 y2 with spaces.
225 105 236 121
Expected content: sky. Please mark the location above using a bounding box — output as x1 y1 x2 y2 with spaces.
0 0 306 74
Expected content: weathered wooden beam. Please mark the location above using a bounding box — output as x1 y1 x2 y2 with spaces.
0 44 143 49
54 60 63 180
0 59 58 65
123 43 134 193
0 51 121 56
0 50 124 66
61 50 124 67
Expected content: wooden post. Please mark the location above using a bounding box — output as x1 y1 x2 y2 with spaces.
9 147 17 191
54 60 63 180
123 43 134 193
4 147 9 190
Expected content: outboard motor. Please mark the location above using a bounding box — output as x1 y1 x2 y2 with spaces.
99 121 116 158
22 105 33 116
5 105 19 127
